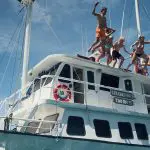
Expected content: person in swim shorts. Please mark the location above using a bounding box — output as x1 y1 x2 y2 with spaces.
112 37 130 68
88 2 115 52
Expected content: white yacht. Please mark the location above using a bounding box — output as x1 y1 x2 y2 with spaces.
0 0 150 150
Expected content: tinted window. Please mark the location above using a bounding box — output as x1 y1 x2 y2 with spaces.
124 80 133 91
101 73 119 88
42 77 52 86
60 64 71 78
34 79 41 92
73 68 83 81
67 116 85 136
135 123 148 140
94 119 112 138
87 71 95 90
59 64 71 83
118 122 133 139
143 84 150 95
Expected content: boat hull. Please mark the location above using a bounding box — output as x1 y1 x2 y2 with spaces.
0 131 149 150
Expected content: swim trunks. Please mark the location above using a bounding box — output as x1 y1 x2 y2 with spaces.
112 50 122 60
96 27 106 38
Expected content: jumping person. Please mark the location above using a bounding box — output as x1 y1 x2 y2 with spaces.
89 36 113 65
88 2 115 52
126 36 150 73
112 37 130 68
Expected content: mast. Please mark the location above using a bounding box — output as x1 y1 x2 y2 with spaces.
18 0 34 95
135 0 142 36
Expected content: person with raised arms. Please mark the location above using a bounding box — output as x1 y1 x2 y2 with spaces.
88 1 115 53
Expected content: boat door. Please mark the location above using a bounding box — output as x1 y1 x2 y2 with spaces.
85 69 98 106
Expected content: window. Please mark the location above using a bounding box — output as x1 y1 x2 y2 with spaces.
100 73 119 88
143 84 150 95
38 62 61 77
87 71 95 90
67 116 85 136
39 114 59 134
124 80 133 91
118 122 133 139
41 77 52 86
73 82 84 104
59 64 71 83
73 67 83 81
135 123 148 140
33 78 41 92
93 119 112 138
25 121 40 134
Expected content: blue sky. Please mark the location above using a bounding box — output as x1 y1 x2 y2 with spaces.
0 0 150 98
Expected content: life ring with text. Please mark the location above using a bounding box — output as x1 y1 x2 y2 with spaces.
53 84 71 102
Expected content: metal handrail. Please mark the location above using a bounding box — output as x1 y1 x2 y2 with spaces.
0 116 61 135
1 75 150 117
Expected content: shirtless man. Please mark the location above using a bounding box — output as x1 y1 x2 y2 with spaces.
126 36 150 72
89 36 113 65
112 37 130 68
88 2 115 52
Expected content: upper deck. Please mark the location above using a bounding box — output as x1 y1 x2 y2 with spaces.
25 54 150 114
2 54 150 116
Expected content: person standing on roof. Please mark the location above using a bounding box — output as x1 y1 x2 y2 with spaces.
112 37 130 68
126 36 150 72
88 2 115 52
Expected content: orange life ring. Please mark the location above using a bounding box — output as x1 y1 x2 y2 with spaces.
53 84 71 102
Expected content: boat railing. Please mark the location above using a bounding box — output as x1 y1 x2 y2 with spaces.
41 75 150 113
1 75 150 116
0 82 35 116
0 116 61 135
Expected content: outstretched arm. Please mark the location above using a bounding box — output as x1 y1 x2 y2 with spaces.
144 41 150 44
92 2 99 16
130 41 138 49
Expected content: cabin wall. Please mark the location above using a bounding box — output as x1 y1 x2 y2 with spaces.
61 108 150 146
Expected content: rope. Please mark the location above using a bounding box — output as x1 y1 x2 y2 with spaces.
9 13 26 95
0 13 24 65
124 1 134 41
120 0 127 37
34 1 63 48
0 13 25 90
12 11 27 98
141 1 150 25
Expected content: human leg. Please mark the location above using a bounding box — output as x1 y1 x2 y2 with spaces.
118 55 124 68
88 37 100 52
96 47 105 62
112 59 117 68
126 52 137 70
106 53 112 66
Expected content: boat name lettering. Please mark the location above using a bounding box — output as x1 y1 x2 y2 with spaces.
113 97 134 106
111 89 134 99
